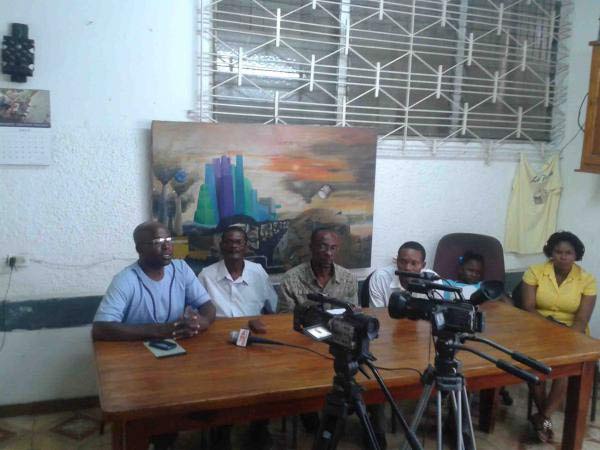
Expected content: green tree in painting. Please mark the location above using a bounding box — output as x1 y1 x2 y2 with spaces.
154 163 179 225
170 169 198 236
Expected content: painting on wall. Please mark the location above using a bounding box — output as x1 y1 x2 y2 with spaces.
151 121 377 273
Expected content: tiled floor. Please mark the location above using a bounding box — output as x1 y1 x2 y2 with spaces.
1 385 600 449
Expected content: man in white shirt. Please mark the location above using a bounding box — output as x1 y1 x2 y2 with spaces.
366 241 439 449
198 225 278 450
369 241 438 307
199 226 278 318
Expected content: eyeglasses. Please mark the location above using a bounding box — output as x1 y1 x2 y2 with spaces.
143 237 173 247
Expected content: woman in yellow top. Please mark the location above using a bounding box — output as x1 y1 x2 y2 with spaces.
522 231 597 443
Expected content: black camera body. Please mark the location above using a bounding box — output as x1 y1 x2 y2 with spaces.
389 290 484 334
293 294 379 359
386 271 500 335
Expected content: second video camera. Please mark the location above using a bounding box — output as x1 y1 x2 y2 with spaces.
388 271 504 334
388 291 484 334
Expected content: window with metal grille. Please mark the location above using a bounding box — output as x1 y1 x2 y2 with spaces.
192 0 571 159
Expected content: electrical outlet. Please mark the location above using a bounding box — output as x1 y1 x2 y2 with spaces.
5 255 26 268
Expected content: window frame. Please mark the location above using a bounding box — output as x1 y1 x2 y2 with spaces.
191 0 572 162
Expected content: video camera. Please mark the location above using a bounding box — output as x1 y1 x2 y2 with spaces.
293 293 379 359
389 271 504 335
389 291 484 334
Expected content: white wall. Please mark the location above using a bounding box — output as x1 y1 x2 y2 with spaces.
556 0 600 336
0 0 195 405
0 0 598 405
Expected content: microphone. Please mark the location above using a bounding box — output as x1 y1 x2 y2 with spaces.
396 270 440 281
229 330 284 347
469 280 505 305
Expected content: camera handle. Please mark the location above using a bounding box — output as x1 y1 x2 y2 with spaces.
459 334 552 375
447 342 540 385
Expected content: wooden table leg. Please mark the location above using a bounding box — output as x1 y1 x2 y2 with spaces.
478 388 498 433
112 421 124 450
562 361 595 450
124 420 150 450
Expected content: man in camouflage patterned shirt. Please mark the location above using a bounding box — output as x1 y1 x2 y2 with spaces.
278 227 358 313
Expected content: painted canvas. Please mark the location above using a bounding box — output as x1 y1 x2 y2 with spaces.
151 121 377 273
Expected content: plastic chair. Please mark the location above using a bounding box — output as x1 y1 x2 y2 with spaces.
433 233 513 413
359 272 375 308
433 233 505 282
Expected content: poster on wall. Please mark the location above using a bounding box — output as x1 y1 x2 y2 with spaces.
0 88 50 127
151 121 377 273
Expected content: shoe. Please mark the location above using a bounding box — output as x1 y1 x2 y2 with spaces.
530 413 553 443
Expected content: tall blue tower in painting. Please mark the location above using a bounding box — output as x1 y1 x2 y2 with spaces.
194 155 278 225
234 155 245 215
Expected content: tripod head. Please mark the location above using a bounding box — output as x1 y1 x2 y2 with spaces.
428 327 550 385
327 342 373 383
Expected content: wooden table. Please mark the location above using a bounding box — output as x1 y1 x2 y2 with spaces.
94 302 600 450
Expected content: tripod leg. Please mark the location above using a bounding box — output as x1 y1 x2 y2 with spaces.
400 381 434 450
365 361 422 450
449 391 464 450
351 395 381 450
456 391 463 450
449 388 478 450
437 391 443 450
312 393 348 450
461 387 477 450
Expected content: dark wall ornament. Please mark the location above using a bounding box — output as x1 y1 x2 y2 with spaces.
2 23 35 83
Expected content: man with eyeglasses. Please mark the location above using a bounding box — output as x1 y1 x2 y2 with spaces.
92 221 216 341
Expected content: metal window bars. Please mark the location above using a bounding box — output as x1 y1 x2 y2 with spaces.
189 0 572 162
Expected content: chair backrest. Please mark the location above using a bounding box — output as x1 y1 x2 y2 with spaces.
359 271 375 307
433 233 505 282
511 280 524 309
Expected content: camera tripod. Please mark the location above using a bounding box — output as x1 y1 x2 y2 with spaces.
400 331 550 450
400 333 475 450
313 345 423 450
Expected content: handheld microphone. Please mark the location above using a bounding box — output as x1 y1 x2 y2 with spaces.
229 330 284 347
